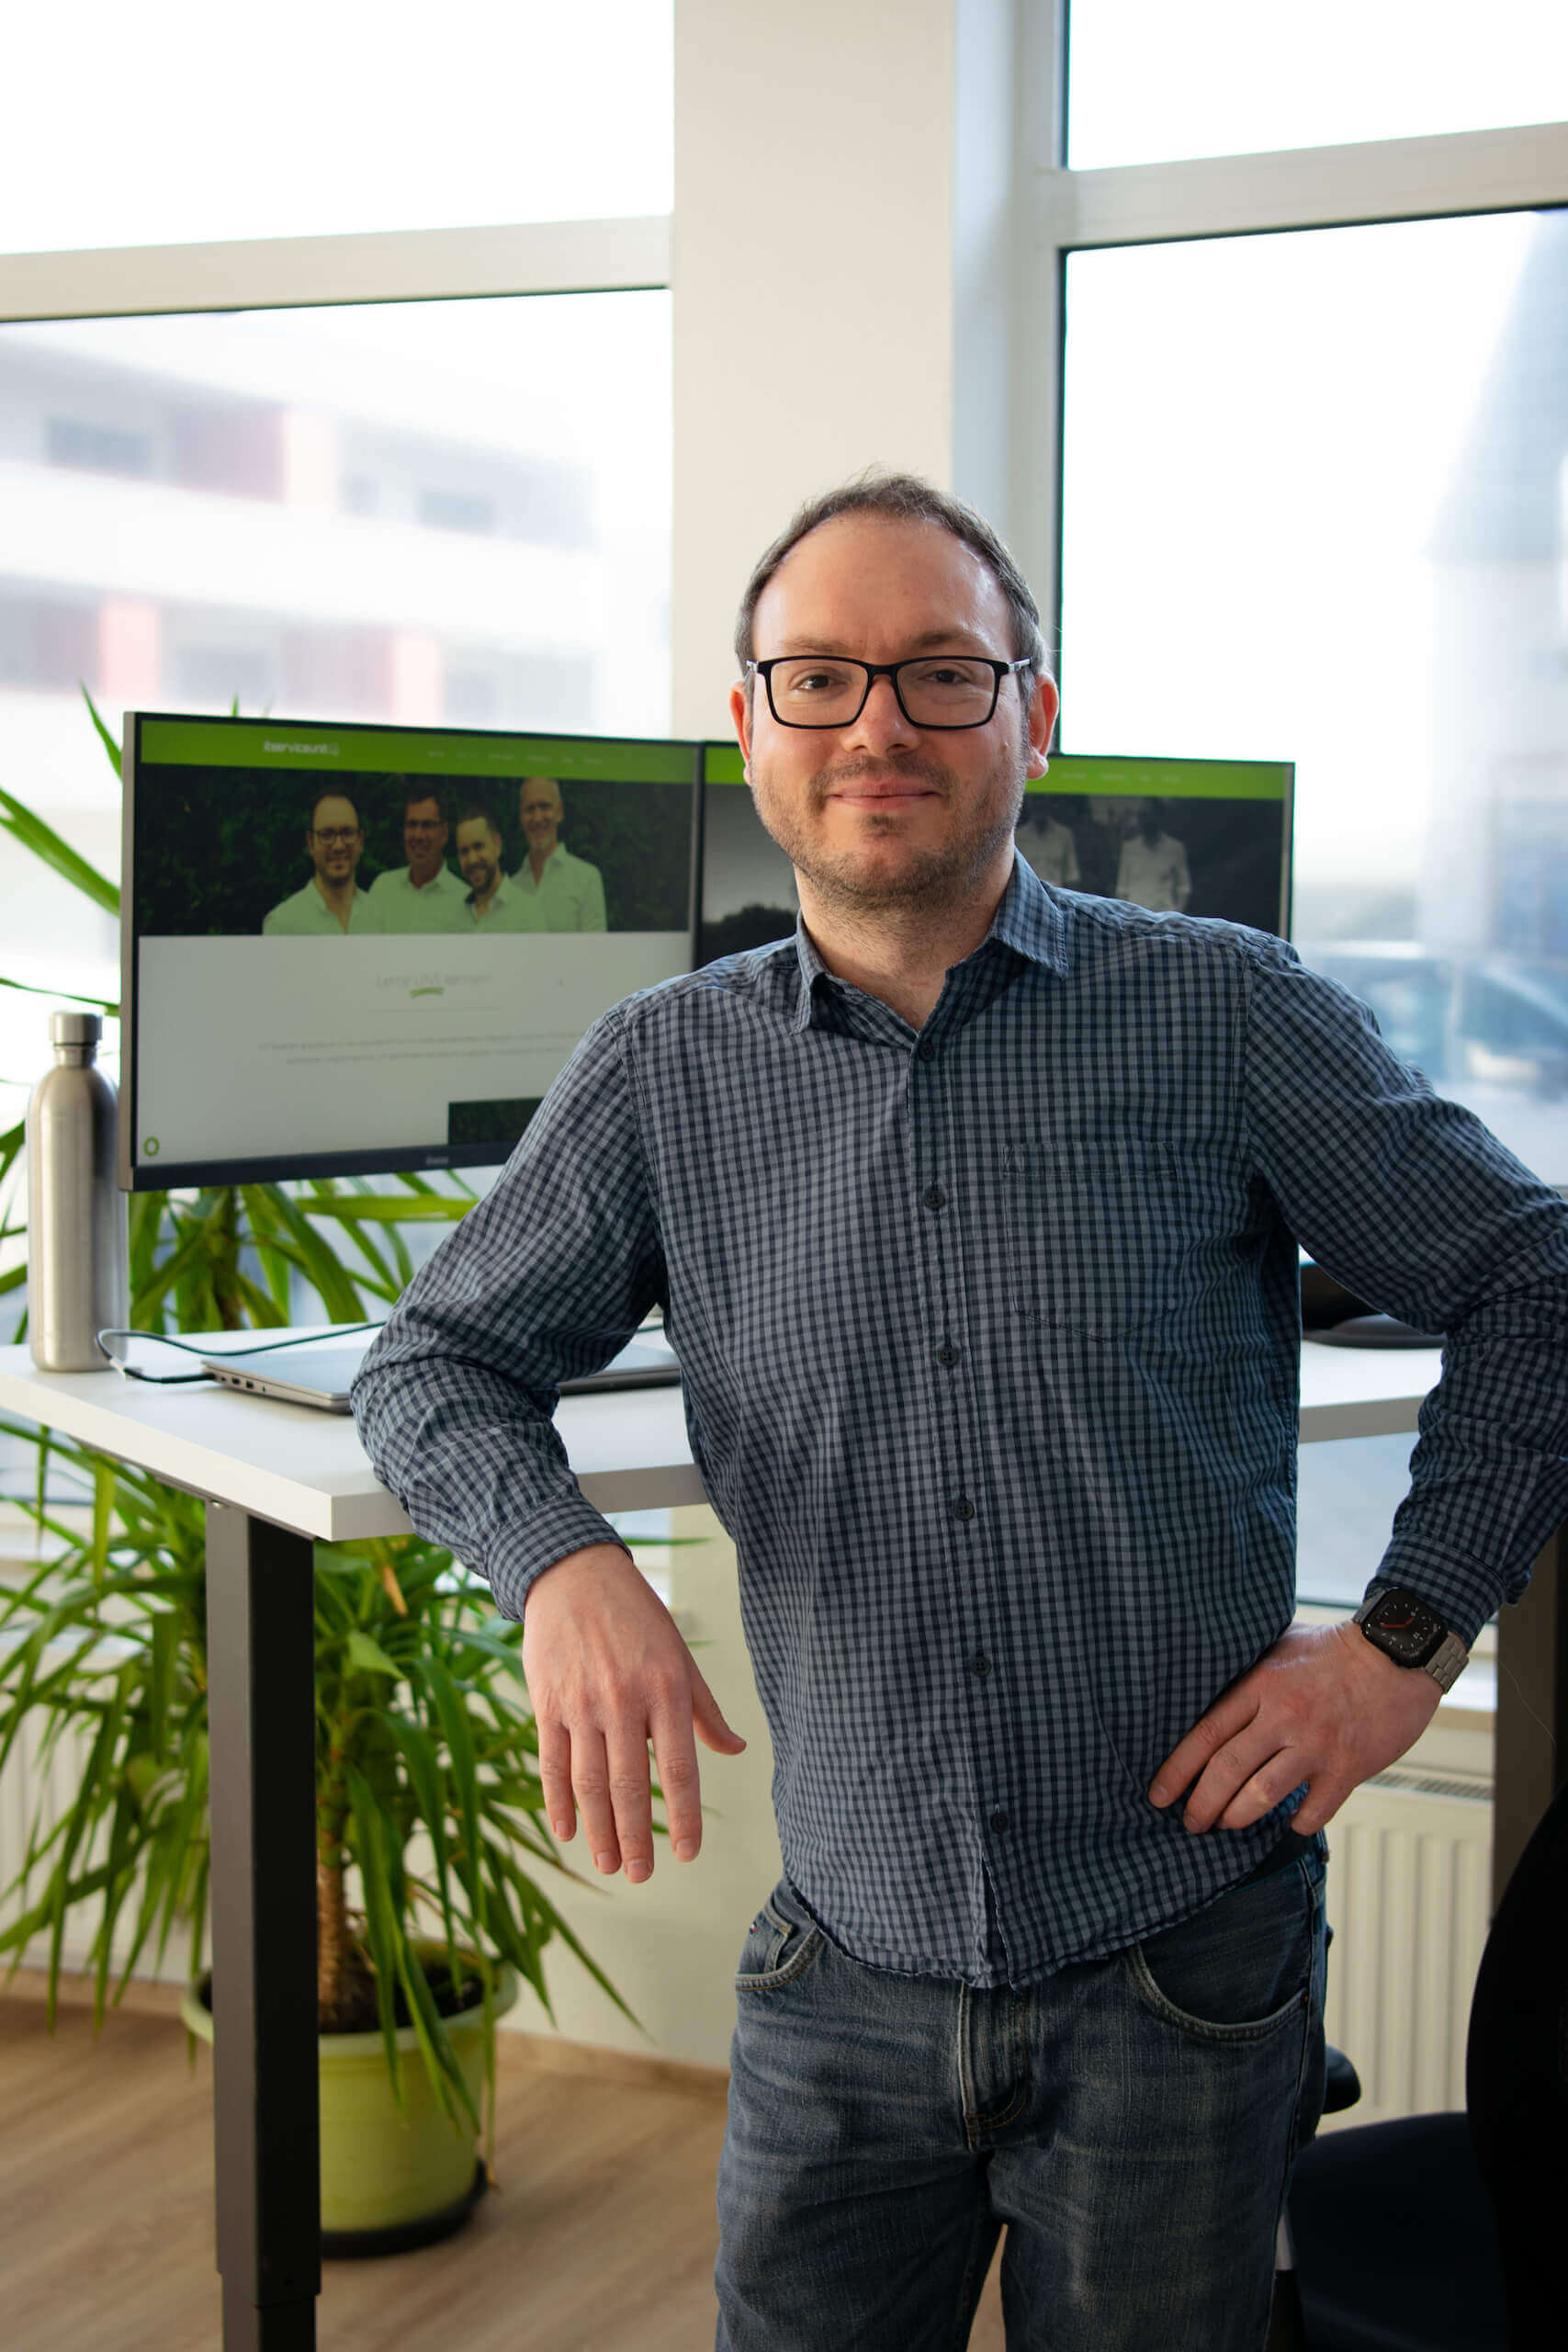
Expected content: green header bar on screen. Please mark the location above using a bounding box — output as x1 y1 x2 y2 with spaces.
139 718 698 787
1034 754 1290 802
703 743 1288 799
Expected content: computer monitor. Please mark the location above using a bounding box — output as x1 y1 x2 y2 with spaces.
120 712 703 1190
697 744 1292 961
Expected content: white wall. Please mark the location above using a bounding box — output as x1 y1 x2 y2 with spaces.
502 1504 781 2071
671 0 963 736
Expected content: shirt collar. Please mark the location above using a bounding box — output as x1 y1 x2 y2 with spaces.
786 850 1070 1033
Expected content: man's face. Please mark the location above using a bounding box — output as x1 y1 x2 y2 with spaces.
729 514 1058 920
403 797 448 885
457 818 502 899
308 796 363 888
519 777 563 858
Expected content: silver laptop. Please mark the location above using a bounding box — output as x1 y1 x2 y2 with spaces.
201 1327 682 1414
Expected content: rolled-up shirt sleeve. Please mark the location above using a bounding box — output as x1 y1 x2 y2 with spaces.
351 1005 664 1618
1242 939 1568 1646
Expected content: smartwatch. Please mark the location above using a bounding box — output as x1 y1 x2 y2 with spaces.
1353 1587 1469 1694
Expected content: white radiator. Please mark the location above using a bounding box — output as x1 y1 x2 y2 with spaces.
1319 1765 1493 2129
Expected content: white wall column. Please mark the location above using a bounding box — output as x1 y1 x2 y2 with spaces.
673 0 1002 735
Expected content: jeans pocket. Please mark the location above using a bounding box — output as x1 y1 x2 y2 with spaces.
1124 1851 1321 2042
735 1879 827 1993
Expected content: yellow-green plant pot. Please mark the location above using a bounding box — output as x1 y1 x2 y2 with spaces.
183 1944 518 2250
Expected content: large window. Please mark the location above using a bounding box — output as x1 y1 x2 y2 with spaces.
3 1 673 251
0 0 674 1192
1067 0 1568 167
1061 208 1567 1179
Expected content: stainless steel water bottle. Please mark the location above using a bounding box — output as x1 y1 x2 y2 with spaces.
26 1011 129 1372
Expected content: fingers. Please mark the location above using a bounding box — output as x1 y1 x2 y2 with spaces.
536 1714 576 1845
521 1544 746 1881
690 1659 748 1756
1150 1620 1441 1842
604 1716 657 1883
649 1700 704 1863
1148 1684 1257 1809
1289 1774 1357 1838
566 1724 623 1876
539 1673 736 1878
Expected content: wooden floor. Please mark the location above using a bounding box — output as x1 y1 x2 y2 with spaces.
0 1984 1005 2350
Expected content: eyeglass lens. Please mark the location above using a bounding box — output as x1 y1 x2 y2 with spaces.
768 657 999 727
311 826 360 845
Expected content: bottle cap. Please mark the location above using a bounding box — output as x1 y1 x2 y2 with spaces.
50 1011 102 1048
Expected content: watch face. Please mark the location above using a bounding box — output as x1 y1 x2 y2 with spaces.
1366 1590 1442 1665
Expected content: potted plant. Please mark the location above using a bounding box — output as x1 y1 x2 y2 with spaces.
0 698 660 2246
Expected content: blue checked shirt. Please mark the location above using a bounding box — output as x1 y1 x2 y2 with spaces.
353 858 1568 1986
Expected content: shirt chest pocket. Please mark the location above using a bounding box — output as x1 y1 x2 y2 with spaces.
1003 1134 1239 1336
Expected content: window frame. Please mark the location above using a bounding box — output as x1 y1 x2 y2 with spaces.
1019 0 1568 662
0 218 670 325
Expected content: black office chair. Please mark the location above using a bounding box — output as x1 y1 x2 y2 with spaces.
1269 1772 1568 2350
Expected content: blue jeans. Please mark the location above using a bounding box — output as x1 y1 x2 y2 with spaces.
715 1838 1327 2351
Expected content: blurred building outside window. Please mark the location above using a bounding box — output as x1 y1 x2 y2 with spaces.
0 290 673 1148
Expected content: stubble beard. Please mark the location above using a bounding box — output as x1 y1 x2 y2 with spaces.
749 741 1029 922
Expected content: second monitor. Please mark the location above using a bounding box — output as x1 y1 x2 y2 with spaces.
698 745 1293 963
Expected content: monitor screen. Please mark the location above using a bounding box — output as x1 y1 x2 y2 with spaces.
697 744 1292 960
121 712 702 1189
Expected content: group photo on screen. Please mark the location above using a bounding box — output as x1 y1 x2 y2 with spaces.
1014 792 1288 933
132 766 694 939
698 783 1288 963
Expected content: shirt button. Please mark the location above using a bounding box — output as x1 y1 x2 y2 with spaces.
936 1344 959 1367
969 1653 992 1679
988 1807 1010 1834
918 1040 937 1061
952 1497 975 1521
922 1185 946 1210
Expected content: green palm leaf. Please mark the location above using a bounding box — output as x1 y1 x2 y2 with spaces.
0 788 118 917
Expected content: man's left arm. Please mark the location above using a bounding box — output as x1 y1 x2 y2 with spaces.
1152 939 1568 1836
581 860 607 932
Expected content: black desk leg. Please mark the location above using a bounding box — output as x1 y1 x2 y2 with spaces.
206 1503 321 2351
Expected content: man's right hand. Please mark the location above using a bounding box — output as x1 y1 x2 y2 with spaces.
521 1542 747 1883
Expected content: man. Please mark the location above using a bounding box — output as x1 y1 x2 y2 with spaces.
1014 795 1080 888
353 474 1568 2350
1115 795 1192 912
367 784 468 933
513 775 607 931
454 803 523 927
262 791 383 933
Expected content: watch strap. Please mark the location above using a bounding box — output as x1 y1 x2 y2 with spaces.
1421 1630 1470 1694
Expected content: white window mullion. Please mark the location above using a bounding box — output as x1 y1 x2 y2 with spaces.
1037 119 1568 254
0 217 672 328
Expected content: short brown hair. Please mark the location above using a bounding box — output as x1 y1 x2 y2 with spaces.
400 779 446 821
734 469 1051 684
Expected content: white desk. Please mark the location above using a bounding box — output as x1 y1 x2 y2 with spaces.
0 1335 1447 1531
0 1339 705 1541
0 1333 1520 2352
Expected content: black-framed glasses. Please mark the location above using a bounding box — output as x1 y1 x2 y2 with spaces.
748 654 1032 729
